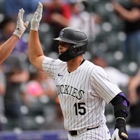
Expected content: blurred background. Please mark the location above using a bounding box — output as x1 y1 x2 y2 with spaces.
0 0 140 139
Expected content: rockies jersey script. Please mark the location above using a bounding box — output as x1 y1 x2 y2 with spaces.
42 57 121 136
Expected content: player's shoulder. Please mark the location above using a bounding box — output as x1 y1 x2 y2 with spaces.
83 60 104 73
44 57 66 65
86 60 107 75
85 60 103 69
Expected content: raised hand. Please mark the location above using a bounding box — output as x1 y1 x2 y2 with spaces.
31 2 43 31
13 8 29 38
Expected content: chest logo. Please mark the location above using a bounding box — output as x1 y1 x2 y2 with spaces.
58 73 63 76
56 84 84 100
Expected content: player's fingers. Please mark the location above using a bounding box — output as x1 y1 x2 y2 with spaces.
21 8 25 19
111 133 114 140
36 2 43 14
120 131 128 140
18 8 24 20
111 129 122 140
20 8 24 20
24 21 29 28
17 9 21 20
33 12 38 20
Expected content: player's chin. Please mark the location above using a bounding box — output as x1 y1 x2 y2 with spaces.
59 52 63 55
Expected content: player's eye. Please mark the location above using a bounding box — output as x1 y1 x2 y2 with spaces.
59 42 70 48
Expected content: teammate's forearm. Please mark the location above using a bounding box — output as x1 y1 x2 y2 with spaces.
28 2 44 70
113 2 140 21
0 35 18 64
28 30 44 69
0 8 28 64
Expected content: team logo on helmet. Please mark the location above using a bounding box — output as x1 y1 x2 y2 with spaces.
59 30 64 38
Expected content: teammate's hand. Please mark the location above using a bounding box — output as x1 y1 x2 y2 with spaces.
111 118 128 140
13 9 29 38
31 2 43 31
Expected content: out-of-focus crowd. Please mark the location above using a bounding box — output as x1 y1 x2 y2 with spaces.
0 0 140 132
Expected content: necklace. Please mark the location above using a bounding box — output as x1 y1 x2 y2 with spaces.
80 59 85 65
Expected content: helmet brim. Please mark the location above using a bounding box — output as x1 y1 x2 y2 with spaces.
53 37 77 44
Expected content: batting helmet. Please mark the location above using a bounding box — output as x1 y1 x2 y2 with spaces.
53 27 88 61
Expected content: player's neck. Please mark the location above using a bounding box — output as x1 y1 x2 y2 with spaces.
67 56 84 73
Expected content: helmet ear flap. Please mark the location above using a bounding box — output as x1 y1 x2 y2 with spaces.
71 44 87 55
67 44 76 56
71 44 78 53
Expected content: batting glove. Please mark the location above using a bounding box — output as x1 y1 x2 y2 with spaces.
13 9 29 38
111 117 128 140
31 2 43 31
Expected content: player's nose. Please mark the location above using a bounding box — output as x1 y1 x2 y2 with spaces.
58 46 64 53
58 45 63 50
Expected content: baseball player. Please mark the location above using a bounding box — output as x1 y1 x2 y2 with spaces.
0 9 29 64
28 2 129 140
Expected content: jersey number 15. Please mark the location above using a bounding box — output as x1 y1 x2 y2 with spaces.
74 102 86 115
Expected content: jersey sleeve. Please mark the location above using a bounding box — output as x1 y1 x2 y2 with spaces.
90 66 122 104
42 57 62 79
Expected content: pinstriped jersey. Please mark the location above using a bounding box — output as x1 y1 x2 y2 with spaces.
42 57 121 131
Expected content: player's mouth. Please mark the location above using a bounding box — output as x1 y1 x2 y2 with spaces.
59 52 64 55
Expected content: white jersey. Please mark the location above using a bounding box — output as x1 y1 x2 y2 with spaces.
42 57 121 131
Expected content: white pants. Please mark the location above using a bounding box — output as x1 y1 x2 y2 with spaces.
68 125 111 140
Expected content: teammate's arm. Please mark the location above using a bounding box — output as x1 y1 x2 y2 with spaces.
28 2 45 71
111 93 129 140
111 0 140 21
0 9 29 64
